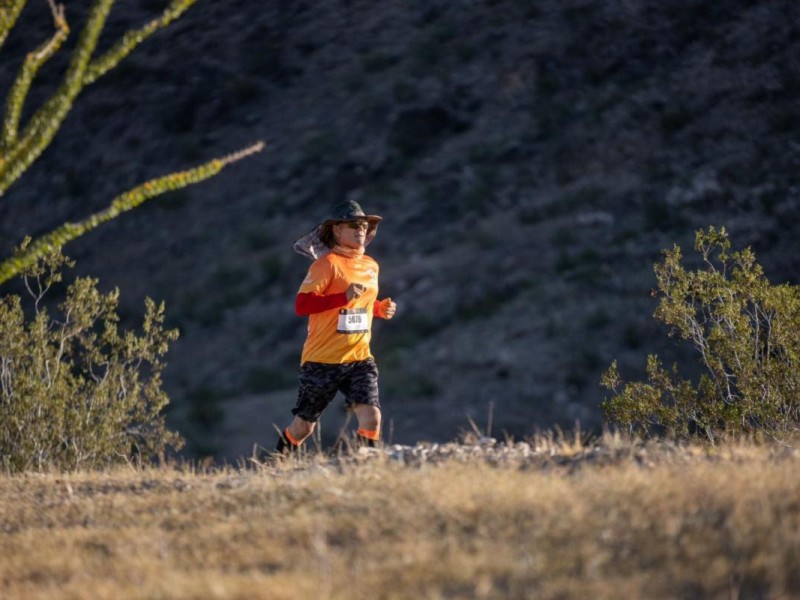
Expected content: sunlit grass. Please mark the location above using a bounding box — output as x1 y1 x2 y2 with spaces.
1 433 799 599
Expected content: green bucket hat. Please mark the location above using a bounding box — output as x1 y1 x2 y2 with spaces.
323 200 383 225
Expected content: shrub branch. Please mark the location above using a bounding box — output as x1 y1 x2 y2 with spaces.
0 0 26 50
0 0 200 197
0 141 265 284
1 0 70 150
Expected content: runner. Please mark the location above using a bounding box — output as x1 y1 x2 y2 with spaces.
275 200 397 454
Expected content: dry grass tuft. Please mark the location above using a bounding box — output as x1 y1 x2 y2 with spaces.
2 433 800 599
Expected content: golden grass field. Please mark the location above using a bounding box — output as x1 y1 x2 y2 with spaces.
1 433 800 599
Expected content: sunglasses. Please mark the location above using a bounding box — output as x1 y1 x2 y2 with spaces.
341 221 369 231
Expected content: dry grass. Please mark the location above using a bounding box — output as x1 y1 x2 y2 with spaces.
2 434 800 599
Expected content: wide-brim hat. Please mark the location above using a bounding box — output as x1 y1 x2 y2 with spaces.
322 200 383 226
293 200 383 260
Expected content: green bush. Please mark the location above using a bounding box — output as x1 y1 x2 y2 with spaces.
0 242 182 472
602 227 800 442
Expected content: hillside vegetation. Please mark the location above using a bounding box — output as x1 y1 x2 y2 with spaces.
2 435 800 599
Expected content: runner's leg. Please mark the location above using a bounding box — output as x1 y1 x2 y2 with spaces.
340 359 381 446
286 415 316 445
276 362 340 453
353 403 381 446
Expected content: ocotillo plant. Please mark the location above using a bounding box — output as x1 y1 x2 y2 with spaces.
0 142 265 284
0 0 263 282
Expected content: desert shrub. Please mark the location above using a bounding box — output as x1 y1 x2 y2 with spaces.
602 226 800 442
0 242 182 472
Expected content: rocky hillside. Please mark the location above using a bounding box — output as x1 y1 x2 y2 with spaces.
1 0 799 458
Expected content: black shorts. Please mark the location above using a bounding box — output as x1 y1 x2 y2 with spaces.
291 358 380 423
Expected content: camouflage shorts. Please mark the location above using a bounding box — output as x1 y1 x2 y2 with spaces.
291 358 380 423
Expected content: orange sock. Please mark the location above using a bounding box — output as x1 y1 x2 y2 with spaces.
356 428 380 441
284 428 301 446
276 427 301 454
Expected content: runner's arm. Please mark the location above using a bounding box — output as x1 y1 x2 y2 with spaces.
295 292 348 316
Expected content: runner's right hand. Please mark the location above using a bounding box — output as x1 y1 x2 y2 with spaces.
346 283 366 301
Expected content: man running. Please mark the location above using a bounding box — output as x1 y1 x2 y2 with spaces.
275 200 397 453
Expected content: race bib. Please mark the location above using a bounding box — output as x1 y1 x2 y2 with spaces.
337 307 369 333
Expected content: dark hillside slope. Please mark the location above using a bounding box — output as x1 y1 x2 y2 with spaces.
1 0 799 457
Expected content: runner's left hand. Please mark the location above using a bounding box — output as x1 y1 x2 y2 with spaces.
381 298 397 319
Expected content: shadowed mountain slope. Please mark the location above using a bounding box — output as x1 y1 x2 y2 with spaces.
1 0 798 458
